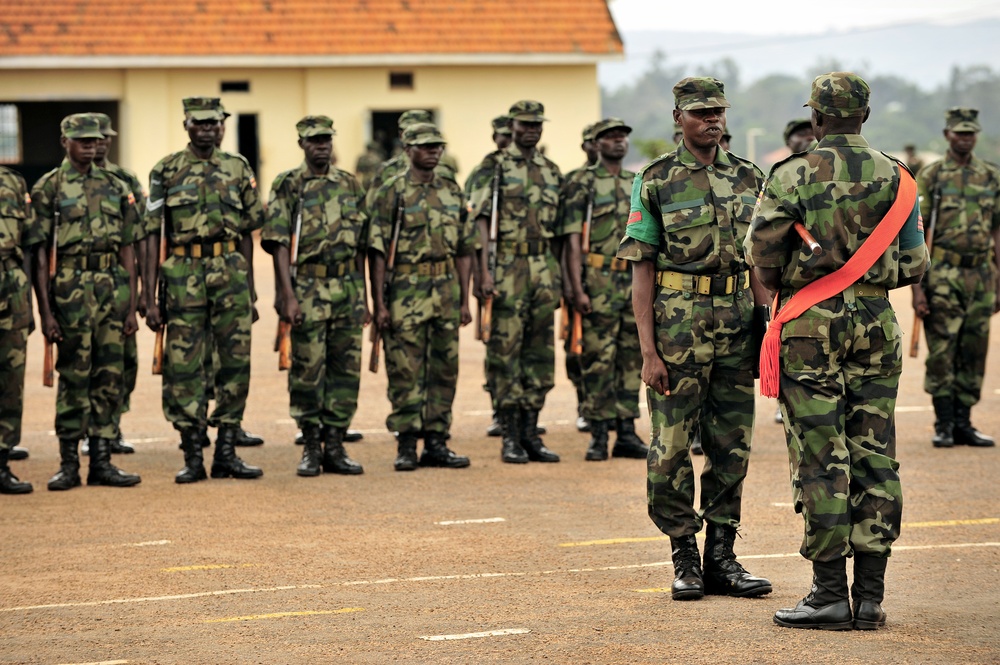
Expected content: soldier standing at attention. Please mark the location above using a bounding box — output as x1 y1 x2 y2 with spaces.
0 165 39 493
561 117 647 462
747 73 928 630
617 78 772 601
144 97 264 483
32 114 143 491
262 115 367 477
913 108 999 449
369 122 475 471
473 100 563 465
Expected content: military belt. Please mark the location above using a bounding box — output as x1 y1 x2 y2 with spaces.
61 253 117 271
846 283 888 298
297 261 356 279
172 239 238 258
585 253 630 272
931 246 990 269
656 270 749 296
499 239 547 256
395 257 454 277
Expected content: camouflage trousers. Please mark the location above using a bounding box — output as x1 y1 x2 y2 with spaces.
289 318 361 430
112 331 138 428
162 253 252 431
922 263 996 406
384 273 460 435
0 261 30 451
778 288 903 562
53 264 129 440
486 253 560 410
579 268 640 422
647 287 755 537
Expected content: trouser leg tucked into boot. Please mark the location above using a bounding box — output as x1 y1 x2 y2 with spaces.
47 439 82 491
520 408 559 462
953 402 995 447
851 554 888 630
211 426 263 479
296 426 323 477
87 437 141 487
110 432 135 454
670 535 705 600
176 428 207 484
394 432 419 472
322 426 363 475
612 418 649 458
703 523 772 597
932 396 954 448
419 432 470 468
499 408 528 464
585 419 609 461
0 448 32 494
773 558 853 630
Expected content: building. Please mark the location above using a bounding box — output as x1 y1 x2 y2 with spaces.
0 0 623 189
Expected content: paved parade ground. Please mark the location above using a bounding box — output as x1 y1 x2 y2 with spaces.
2 245 998 664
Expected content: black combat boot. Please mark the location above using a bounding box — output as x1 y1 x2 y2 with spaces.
520 408 559 462
487 411 503 437
953 402 995 447
702 523 772 597
235 427 264 447
612 418 649 458
0 448 32 494
419 432 470 468
585 419 610 461
773 559 853 630
394 432 419 471
499 408 528 464
87 437 141 487
110 432 135 454
322 426 363 475
176 428 207 484
296 426 323 477
8 446 28 461
932 396 955 448
211 426 264 479
670 535 705 600
851 554 888 630
47 438 82 491
344 429 364 442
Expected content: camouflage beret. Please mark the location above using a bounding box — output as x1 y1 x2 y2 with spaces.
183 97 224 121
946 107 981 133
582 123 598 143
673 77 731 110
398 110 433 129
591 117 632 140
509 100 548 122
217 101 232 120
60 113 105 140
805 72 869 118
402 122 446 146
296 115 336 139
491 114 512 135
90 112 117 137
783 118 813 143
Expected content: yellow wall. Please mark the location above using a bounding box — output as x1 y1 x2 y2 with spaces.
2 64 599 191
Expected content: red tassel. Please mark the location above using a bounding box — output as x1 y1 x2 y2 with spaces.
758 322 783 398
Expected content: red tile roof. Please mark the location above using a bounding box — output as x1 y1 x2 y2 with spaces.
1 0 622 58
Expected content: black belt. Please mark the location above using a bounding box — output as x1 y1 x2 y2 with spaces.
395 258 454 277
932 246 990 269
60 253 117 271
172 239 237 258
297 261 356 279
499 239 548 256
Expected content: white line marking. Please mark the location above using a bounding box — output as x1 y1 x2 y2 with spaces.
435 518 506 526
122 540 171 548
2 585 321 612
420 628 530 641
126 437 171 444
772 502 795 507
895 406 933 413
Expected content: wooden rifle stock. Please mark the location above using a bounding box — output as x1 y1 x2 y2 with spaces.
369 194 404 373
480 163 501 343
568 187 594 358
42 240 56 387
151 228 167 375
909 184 940 358
277 186 304 370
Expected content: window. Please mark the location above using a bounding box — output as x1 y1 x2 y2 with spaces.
389 72 414 90
0 105 20 164
220 81 251 93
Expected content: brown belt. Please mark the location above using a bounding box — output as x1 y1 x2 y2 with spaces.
297 261 355 279
172 239 237 258
931 246 990 269
395 258 454 277
656 270 749 296
499 239 548 256
585 253 630 272
60 253 117 271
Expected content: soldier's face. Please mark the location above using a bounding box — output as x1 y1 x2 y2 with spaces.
300 135 333 168
945 130 977 156
787 127 816 153
582 139 599 164
675 107 726 150
493 133 512 150
94 136 110 162
596 129 629 161
186 118 220 150
215 121 226 148
407 143 444 171
62 137 96 166
512 120 543 149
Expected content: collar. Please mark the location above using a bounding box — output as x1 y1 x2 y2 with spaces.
405 169 442 188
60 158 96 182
942 151 985 173
590 162 630 179
504 143 546 166
816 134 871 150
185 144 221 165
676 141 733 171
299 161 339 182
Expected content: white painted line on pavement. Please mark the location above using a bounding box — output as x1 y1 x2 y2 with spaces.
895 406 933 413
772 502 795 507
122 540 171 548
420 628 530 641
204 608 363 623
127 438 171 444
435 518 506 526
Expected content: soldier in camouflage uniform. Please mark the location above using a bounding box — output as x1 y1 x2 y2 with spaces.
913 107 999 449
144 97 264 483
262 115 367 477
784 118 816 155
562 117 647 462
746 73 928 630
355 142 386 192
369 122 475 471
617 78 771 601
0 165 39 493
472 100 563 465
32 114 143 491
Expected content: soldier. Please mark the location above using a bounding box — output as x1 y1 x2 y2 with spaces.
617 78 772 601
747 73 928 630
355 141 386 191
472 99 563 464
784 118 816 154
913 108 999 449
263 115 367 477
0 165 39 493
719 126 732 151
369 122 475 471
903 144 924 175
561 117 647 461
144 97 264 483
32 113 143 491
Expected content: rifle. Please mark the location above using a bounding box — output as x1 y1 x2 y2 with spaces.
368 193 404 373
909 182 941 358
151 210 167 375
42 174 60 388
480 162 501 342
277 185 304 371
569 187 594 357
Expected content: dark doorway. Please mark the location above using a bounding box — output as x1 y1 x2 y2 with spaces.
237 114 260 177
370 109 436 162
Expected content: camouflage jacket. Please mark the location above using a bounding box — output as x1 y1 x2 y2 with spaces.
916 152 1000 254
32 159 144 255
469 143 564 242
745 134 927 290
145 145 264 244
368 170 477 264
102 161 146 218
618 142 762 275
0 166 43 260
463 149 502 198
262 162 368 266
365 152 458 212
560 162 636 257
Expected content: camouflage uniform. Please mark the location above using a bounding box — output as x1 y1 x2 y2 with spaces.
355 142 386 191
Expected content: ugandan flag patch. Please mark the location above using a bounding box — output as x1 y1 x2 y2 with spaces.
127 192 136 206
917 213 924 233
24 192 31 205
627 210 642 225
249 175 257 190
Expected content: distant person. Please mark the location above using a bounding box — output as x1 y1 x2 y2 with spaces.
355 142 386 191
903 144 924 175
719 126 732 151
783 118 816 154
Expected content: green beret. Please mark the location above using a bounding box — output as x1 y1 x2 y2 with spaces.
296 115 336 139
783 118 813 143
60 113 104 139
492 115 512 135
183 97 224 121
805 72 869 118
508 100 547 122
673 77 731 110
402 122 446 146
398 110 433 129
946 107 981 133
591 117 632 140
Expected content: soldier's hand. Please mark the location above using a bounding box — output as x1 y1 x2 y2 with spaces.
42 314 63 343
912 286 930 319
137 296 148 318
124 312 139 336
375 304 391 331
280 299 303 327
362 304 372 327
642 355 670 396
575 291 593 315
146 305 162 331
481 274 495 298
459 303 473 327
